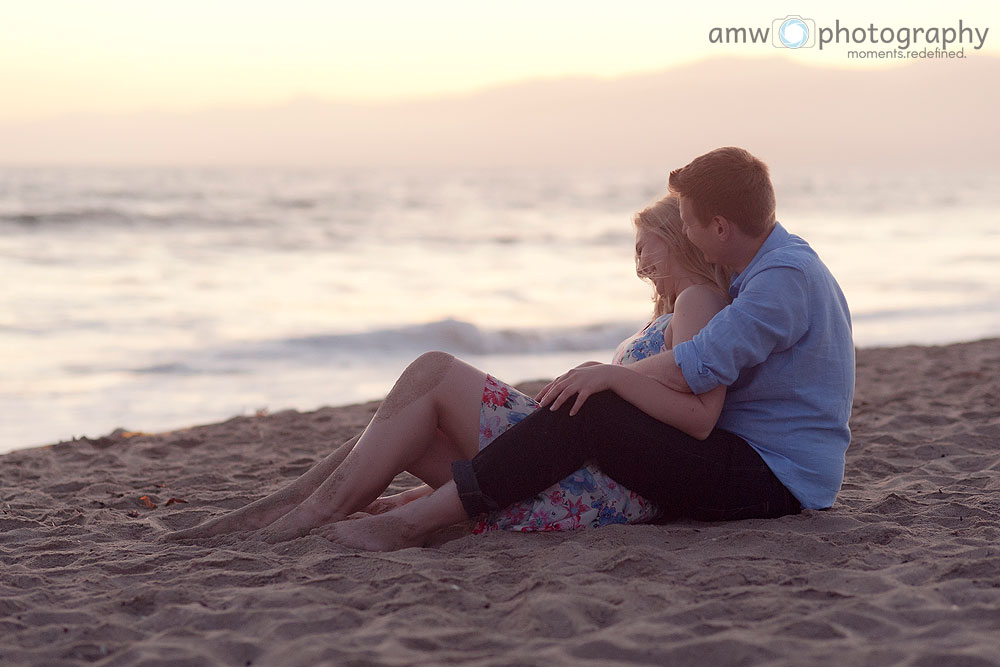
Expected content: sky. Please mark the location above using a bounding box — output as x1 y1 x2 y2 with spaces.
2 0 998 122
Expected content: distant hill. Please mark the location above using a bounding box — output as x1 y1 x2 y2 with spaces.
2 56 997 169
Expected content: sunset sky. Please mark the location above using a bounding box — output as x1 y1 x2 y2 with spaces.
2 0 997 122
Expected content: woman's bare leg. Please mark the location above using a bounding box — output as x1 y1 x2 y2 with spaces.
259 351 485 543
313 480 467 551
163 432 364 540
164 430 442 540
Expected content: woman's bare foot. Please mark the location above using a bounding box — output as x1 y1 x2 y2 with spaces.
162 496 298 541
258 502 343 544
360 485 433 515
252 486 431 543
163 434 364 541
311 513 424 551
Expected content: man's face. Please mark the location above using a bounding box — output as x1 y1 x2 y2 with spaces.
678 197 717 263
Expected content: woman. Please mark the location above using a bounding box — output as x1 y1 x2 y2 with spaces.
471 194 730 533
165 194 732 544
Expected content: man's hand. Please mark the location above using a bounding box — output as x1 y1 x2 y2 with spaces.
534 363 620 416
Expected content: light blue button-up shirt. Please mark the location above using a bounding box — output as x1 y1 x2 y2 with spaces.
673 222 855 509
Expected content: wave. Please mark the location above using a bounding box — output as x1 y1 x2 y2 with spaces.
124 304 1000 379
0 207 273 229
0 207 136 227
852 299 1000 323
131 362 247 376
281 318 637 357
126 318 639 377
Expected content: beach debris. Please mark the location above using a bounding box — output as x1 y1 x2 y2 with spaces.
108 428 146 440
138 496 157 510
165 498 188 506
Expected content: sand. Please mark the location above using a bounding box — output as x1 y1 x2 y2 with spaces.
2 339 999 666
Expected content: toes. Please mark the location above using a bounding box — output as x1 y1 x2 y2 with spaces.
162 528 200 541
309 527 334 541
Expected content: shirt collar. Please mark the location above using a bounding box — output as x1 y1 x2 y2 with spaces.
729 221 789 297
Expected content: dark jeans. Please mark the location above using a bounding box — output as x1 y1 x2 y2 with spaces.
452 390 801 522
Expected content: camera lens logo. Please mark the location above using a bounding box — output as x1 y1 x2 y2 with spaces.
772 15 816 49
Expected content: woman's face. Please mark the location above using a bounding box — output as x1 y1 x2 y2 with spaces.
635 227 676 298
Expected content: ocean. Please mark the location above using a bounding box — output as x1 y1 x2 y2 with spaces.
2 165 998 453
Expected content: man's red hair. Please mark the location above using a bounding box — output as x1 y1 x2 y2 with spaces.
668 147 776 238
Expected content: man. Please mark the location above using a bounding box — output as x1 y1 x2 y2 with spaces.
324 147 855 550
633 146 855 511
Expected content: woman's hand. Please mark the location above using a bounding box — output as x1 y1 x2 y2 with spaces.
535 363 620 416
534 361 601 402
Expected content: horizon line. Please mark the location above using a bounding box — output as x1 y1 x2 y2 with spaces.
4 53 994 125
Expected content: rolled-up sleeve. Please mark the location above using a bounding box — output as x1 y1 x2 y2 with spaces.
673 266 811 395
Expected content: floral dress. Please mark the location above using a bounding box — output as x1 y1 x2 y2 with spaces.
473 313 673 533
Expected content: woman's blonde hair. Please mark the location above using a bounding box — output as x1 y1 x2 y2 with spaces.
634 194 730 318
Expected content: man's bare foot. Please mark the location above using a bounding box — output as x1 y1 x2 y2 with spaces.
311 513 424 551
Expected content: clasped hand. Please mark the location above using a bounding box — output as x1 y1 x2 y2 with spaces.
534 361 618 416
